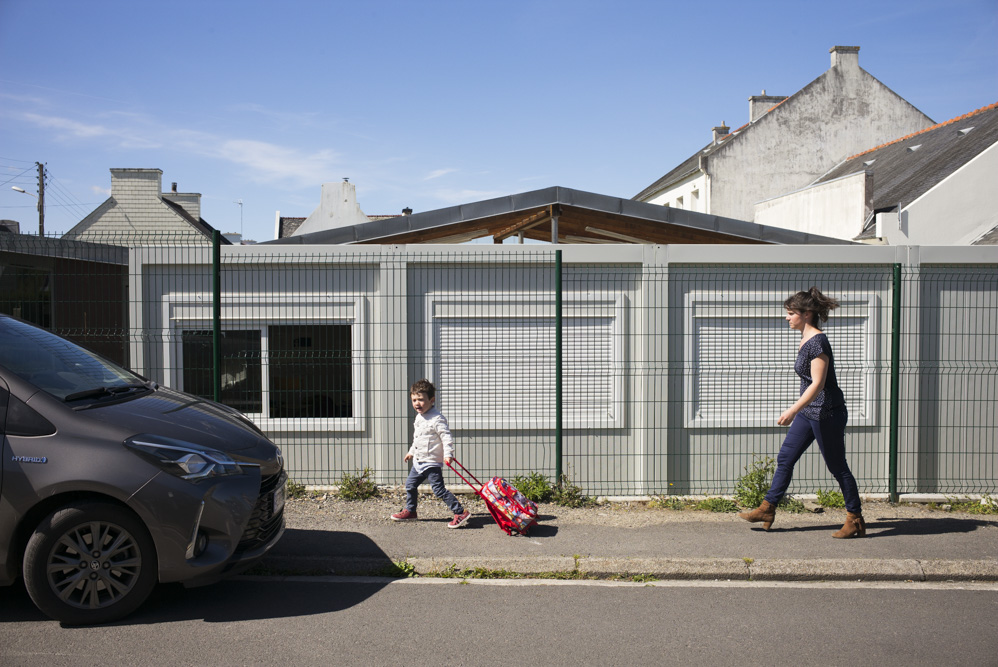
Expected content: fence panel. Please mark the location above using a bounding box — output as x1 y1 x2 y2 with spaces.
899 264 998 494
3 236 996 498
662 263 895 497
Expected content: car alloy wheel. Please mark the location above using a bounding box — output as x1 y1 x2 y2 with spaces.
23 501 158 625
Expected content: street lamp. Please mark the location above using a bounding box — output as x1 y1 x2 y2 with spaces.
11 185 43 236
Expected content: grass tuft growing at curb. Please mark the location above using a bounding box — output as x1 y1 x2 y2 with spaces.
924 494 998 515
338 467 380 500
734 456 775 509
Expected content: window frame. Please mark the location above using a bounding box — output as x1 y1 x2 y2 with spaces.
163 293 367 431
683 290 880 429
425 293 627 430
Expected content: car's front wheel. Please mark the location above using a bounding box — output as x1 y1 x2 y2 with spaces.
23 502 158 625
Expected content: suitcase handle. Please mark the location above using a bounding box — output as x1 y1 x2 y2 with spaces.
445 458 484 493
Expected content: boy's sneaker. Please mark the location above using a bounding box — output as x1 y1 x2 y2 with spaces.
391 509 417 521
448 510 471 529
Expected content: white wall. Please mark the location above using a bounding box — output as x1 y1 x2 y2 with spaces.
645 172 708 213
754 171 870 240
892 142 998 245
294 181 373 236
706 49 932 223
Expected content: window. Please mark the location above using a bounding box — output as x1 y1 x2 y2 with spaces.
683 291 879 428
676 196 684 209
164 294 366 430
181 325 352 419
427 295 626 429
182 329 262 413
0 263 51 328
268 324 352 419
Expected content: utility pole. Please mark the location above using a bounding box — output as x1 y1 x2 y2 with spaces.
36 162 45 237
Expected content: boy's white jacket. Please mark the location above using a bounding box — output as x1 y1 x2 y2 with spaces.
407 408 455 463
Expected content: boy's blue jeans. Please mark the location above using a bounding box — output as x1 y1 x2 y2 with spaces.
764 407 862 514
405 465 464 514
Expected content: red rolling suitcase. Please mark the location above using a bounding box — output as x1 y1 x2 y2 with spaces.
446 459 538 535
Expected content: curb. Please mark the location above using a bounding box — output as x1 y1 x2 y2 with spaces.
257 554 998 582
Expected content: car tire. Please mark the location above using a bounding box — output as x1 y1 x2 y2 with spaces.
23 501 158 625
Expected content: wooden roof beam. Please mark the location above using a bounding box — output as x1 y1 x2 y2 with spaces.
492 208 551 242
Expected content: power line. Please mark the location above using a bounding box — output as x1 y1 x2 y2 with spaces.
46 174 92 220
0 165 36 188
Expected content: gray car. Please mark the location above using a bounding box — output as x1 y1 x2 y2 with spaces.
0 314 286 624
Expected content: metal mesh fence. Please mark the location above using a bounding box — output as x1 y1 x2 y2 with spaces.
898 264 998 494
2 232 995 497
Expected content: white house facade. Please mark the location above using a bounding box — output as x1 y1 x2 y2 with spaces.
755 102 998 245
634 46 935 225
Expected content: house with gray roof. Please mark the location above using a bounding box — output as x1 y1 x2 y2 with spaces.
63 168 228 247
755 102 998 245
633 46 935 225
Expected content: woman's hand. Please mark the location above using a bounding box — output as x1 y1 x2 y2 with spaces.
777 408 797 426
403 453 413 462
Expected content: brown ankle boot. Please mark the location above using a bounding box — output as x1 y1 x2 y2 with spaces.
832 511 866 538
738 499 777 530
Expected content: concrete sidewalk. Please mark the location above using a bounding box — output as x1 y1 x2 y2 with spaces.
258 500 998 582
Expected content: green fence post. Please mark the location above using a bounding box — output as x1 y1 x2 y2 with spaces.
555 249 563 485
212 230 222 403
889 263 901 503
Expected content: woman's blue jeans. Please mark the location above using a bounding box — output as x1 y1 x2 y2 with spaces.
765 407 861 514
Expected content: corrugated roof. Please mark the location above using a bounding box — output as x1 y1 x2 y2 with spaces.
817 102 998 239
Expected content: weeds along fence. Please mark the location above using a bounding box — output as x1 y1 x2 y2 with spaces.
2 232 996 498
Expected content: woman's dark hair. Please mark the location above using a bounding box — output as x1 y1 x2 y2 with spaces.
784 287 839 326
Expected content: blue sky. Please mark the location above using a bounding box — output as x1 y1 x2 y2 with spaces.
1 0 995 242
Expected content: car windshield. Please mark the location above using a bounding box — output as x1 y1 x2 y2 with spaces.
0 317 143 401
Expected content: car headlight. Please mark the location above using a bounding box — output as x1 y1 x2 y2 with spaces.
125 435 244 481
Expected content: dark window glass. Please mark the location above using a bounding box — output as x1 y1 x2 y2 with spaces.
0 264 51 328
269 325 352 419
182 330 262 413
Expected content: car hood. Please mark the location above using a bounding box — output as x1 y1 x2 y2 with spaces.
79 385 272 455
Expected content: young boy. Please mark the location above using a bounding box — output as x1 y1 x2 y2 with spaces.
391 379 471 528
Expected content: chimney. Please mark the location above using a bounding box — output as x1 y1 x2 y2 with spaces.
830 45 860 69
402 207 413 216
749 90 789 122
171 182 178 193
712 122 730 145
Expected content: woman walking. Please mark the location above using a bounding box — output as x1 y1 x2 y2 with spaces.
739 287 865 538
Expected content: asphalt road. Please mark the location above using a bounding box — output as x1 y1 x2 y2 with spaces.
2 577 997 666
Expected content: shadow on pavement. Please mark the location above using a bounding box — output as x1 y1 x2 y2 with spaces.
744 516 996 538
126 577 387 625
0 530 393 626
865 516 997 538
